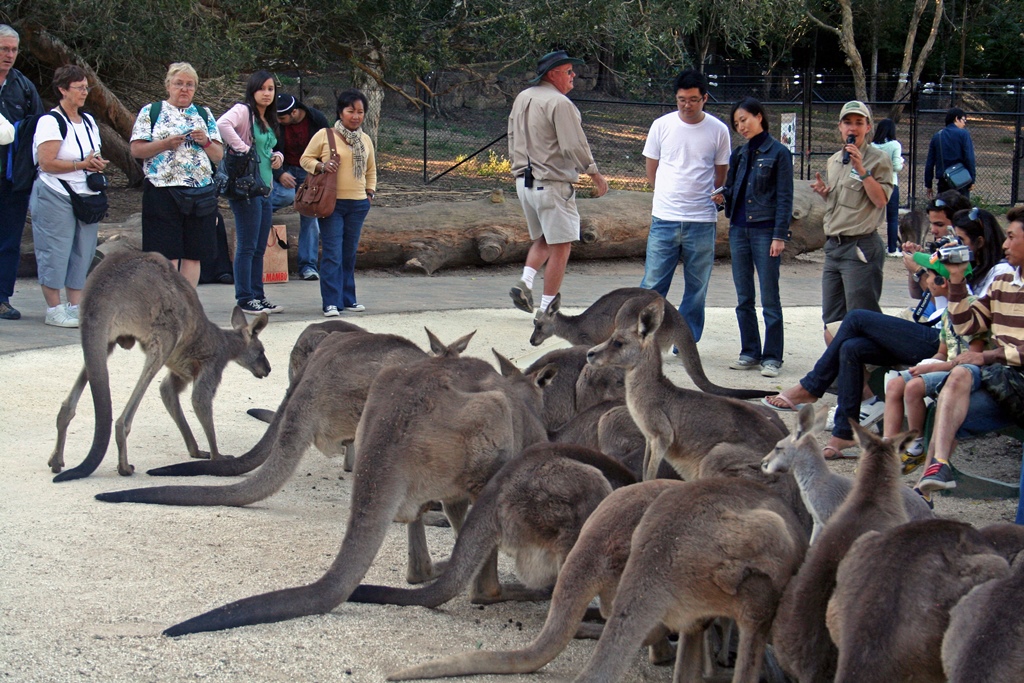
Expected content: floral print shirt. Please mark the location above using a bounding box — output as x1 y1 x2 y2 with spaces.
130 101 222 187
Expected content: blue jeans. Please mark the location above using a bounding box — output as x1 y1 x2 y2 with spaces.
799 310 939 440
730 226 783 364
885 186 900 252
0 183 31 303
640 218 716 341
230 194 273 303
320 199 370 309
271 164 320 272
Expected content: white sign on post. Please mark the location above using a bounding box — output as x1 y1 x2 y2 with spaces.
780 113 797 154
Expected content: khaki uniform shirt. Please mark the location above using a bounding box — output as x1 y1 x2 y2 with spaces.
823 142 893 237
507 82 598 183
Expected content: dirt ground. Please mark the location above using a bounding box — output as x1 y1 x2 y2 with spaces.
1 289 1021 682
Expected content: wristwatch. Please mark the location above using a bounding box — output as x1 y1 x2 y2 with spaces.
860 169 872 180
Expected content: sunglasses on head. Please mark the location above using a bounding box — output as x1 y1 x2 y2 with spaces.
934 198 947 208
969 206 980 221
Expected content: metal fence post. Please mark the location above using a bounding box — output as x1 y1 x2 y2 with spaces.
422 88 429 184
909 81 919 209
1014 78 1023 206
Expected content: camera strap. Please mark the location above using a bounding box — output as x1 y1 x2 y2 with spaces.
54 106 98 162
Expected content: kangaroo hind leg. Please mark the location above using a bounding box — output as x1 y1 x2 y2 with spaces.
49 367 89 473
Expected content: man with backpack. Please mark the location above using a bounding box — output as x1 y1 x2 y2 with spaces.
0 24 44 321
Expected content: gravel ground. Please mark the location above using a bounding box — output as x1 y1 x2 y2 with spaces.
1 305 1019 682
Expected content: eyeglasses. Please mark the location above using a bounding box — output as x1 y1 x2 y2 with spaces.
0 46 17 55
676 96 706 106
171 81 197 90
553 68 575 76
67 85 91 93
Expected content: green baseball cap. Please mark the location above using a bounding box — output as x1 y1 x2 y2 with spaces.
913 250 972 280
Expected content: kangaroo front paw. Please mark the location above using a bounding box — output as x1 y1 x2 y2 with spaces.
117 463 135 476
48 454 64 473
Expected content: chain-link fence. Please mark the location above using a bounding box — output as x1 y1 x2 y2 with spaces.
281 72 1024 209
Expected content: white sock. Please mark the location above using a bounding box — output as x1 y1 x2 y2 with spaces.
66 304 78 312
521 266 537 290
47 305 62 314
905 437 924 456
539 294 556 312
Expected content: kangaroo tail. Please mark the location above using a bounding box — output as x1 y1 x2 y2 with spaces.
669 309 776 399
97 397 312 506
165 457 403 636
246 408 276 423
53 331 112 482
350 486 501 608
147 408 283 477
387 528 609 680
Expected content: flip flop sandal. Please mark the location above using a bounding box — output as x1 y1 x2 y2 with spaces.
760 395 806 412
823 445 858 461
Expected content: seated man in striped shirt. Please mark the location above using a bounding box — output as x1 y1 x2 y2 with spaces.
918 205 1024 507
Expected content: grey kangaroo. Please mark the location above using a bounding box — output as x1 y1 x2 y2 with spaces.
161 342 555 636
48 250 270 482
95 327 428 507
349 443 635 606
762 404 932 542
387 479 683 681
587 299 787 481
531 287 773 400
771 422 916 683
828 519 1011 683
572 478 808 683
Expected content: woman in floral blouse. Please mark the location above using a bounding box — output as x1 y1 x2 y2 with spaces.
129 62 223 287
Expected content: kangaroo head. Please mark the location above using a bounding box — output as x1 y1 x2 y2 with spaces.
762 403 828 473
425 328 476 357
529 293 561 346
230 306 271 379
585 299 663 370
575 363 625 412
851 420 917 467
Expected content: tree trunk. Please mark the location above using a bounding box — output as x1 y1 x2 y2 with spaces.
97 121 145 186
18 24 143 182
357 47 385 148
888 0 944 121
838 0 869 102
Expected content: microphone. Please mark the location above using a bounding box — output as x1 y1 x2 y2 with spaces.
841 134 856 164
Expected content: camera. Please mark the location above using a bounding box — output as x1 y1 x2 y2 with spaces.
928 234 972 264
85 172 108 192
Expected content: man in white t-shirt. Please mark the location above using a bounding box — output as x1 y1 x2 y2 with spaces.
641 69 731 341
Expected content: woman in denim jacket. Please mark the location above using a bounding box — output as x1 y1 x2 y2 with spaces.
714 97 794 377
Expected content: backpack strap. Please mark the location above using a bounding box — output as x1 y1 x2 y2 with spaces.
149 101 211 135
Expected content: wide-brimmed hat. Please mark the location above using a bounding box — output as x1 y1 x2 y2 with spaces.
276 93 297 115
529 50 585 84
838 100 872 123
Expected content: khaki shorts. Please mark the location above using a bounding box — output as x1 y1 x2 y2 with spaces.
516 177 580 244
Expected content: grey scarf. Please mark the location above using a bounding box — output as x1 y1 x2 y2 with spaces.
334 121 366 180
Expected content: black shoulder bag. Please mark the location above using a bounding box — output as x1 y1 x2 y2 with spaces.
220 105 270 201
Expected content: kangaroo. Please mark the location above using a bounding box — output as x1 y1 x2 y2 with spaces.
387 479 683 681
94 328 428 505
522 346 623 434
943 543 1024 683
771 422 917 683
826 519 1011 683
762 404 933 542
586 299 787 481
161 343 555 636
48 250 270 482
531 287 773 400
572 477 807 683
245 319 365 425
348 443 635 607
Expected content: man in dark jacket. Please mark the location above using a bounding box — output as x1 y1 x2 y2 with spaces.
0 24 44 321
271 93 330 280
924 107 976 200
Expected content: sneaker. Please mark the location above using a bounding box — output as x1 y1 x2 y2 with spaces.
44 304 78 328
919 461 956 493
259 299 284 314
345 303 366 312
859 398 886 428
65 304 80 321
729 357 760 371
238 299 267 315
509 279 534 313
901 450 927 475
0 301 21 320
300 268 320 281
323 305 339 317
826 405 837 430
887 250 902 258
913 487 934 510
760 361 781 378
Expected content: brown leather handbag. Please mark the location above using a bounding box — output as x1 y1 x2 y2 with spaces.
293 128 339 218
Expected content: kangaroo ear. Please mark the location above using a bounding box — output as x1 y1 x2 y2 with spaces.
533 362 559 388
249 312 269 335
794 404 820 439
637 300 664 340
892 429 919 457
231 306 248 330
425 328 445 355
449 330 476 355
492 349 521 378
850 419 881 449
548 292 561 314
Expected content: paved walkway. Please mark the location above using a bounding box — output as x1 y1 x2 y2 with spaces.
0 255 911 355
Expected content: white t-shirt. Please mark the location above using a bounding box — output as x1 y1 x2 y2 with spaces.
32 110 102 196
643 110 731 222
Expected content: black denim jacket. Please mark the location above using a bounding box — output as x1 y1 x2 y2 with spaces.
723 133 794 241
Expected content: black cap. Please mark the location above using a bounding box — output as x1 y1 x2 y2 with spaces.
276 93 297 115
529 50 585 84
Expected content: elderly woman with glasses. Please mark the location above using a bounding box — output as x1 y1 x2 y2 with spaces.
29 64 109 328
130 62 224 287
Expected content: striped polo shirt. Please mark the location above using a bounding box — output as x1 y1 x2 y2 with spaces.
949 268 1024 366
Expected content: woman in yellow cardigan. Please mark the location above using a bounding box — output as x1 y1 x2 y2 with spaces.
300 89 376 316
